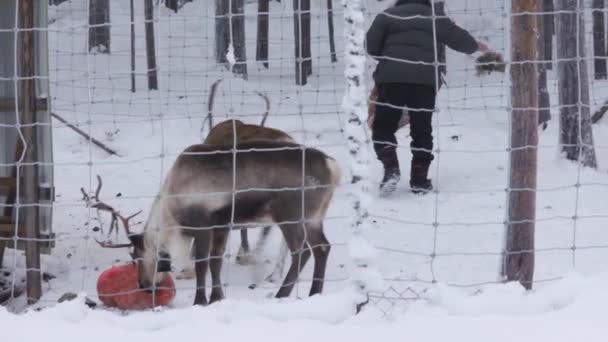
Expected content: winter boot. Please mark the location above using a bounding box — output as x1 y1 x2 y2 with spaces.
409 161 433 194
378 147 401 197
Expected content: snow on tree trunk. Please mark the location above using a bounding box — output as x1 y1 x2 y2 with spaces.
293 0 312 85
502 0 538 291
592 0 607 79
341 0 382 310
256 0 270 68
556 0 597 168
88 0 110 53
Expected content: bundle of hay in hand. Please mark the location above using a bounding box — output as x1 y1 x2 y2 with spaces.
475 51 505 76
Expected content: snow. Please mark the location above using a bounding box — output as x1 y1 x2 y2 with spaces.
2 0 608 339
3 272 608 341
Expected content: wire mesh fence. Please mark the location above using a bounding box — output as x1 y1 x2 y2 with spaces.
0 0 607 317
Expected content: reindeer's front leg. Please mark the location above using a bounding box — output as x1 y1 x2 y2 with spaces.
193 232 212 305
209 228 229 303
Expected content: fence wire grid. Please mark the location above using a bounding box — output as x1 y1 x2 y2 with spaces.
0 0 607 317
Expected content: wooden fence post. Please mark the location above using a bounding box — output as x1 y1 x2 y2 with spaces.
19 0 42 304
502 0 539 291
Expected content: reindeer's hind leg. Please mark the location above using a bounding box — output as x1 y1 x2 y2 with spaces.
306 224 330 296
193 231 212 306
209 228 229 304
275 222 311 298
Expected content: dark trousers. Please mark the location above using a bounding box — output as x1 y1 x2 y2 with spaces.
372 83 436 165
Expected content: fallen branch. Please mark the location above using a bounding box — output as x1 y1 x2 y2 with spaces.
51 112 120 157
591 100 608 124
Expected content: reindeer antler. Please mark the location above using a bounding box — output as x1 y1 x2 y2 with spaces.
203 78 272 135
81 175 142 248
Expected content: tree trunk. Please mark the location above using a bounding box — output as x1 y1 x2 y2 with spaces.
593 0 607 79
542 0 554 70
88 0 110 53
256 0 270 68
130 0 135 92
165 0 178 12
537 6 551 128
19 0 42 304
215 0 247 78
293 0 312 85
144 0 158 90
231 0 248 79
502 0 538 291
215 0 230 65
556 0 597 167
327 0 337 63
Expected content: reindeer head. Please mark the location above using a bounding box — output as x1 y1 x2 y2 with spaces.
81 175 171 291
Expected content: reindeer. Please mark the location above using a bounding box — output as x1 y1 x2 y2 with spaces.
95 139 340 305
182 119 295 285
185 79 296 282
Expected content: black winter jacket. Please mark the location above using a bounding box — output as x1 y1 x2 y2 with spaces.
366 2 479 87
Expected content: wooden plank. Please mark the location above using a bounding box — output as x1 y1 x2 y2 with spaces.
0 223 18 233
0 98 48 112
0 177 18 187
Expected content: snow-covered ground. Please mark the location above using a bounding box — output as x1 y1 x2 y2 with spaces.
2 0 608 338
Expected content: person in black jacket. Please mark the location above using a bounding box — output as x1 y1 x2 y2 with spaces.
366 0 489 195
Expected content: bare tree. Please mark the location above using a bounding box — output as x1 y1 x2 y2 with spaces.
556 0 597 167
327 0 337 63
542 0 554 70
293 0 312 85
231 0 248 79
537 3 551 128
256 0 270 68
502 0 538 291
593 0 607 79
88 0 110 53
215 0 248 79
130 0 135 92
144 0 158 90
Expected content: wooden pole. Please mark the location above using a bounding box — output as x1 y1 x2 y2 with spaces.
130 0 135 92
502 0 538 291
19 0 42 304
256 0 270 68
144 0 158 90
592 0 607 79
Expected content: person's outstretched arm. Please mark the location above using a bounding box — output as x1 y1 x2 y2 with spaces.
434 9 482 55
